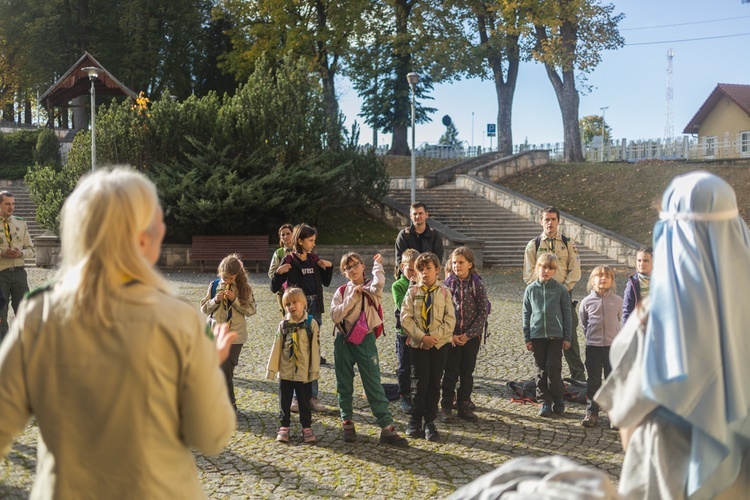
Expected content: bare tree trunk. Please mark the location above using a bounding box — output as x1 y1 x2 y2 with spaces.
535 22 584 162
315 0 341 151
388 0 413 156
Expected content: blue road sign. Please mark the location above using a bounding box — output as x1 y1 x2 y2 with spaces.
487 123 496 137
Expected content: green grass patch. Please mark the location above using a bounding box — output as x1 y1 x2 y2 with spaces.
316 207 400 246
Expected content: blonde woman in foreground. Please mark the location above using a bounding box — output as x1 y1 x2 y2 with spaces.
0 168 237 499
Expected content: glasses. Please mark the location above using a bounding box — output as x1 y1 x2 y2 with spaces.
344 261 362 272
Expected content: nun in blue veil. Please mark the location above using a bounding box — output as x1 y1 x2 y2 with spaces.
596 171 750 499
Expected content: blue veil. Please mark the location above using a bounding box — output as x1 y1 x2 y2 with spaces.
644 171 750 496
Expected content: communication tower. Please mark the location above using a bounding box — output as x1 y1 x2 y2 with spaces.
664 48 674 141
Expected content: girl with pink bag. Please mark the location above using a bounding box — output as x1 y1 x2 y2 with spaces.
330 253 408 447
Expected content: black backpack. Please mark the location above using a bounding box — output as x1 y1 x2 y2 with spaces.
534 234 570 252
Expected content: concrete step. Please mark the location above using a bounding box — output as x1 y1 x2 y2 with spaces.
388 186 624 268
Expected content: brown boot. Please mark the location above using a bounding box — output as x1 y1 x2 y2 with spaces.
458 401 479 422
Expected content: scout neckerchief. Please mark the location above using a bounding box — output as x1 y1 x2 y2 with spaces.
3 218 11 247
421 284 438 329
283 316 309 372
221 282 234 322
638 273 650 298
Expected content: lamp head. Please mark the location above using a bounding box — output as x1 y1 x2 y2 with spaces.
82 66 100 80
406 72 419 86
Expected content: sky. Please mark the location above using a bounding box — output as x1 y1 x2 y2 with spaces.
337 0 750 150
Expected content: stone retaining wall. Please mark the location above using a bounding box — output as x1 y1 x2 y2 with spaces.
456 174 642 266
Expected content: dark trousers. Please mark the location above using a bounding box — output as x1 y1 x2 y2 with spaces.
585 345 612 414
441 336 481 409
411 344 450 425
395 333 413 397
279 379 313 428
532 338 564 405
0 267 28 341
220 344 243 406
564 303 586 381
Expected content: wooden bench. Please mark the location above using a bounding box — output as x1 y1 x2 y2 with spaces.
190 235 269 273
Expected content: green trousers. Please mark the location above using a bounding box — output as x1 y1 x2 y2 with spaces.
334 332 393 428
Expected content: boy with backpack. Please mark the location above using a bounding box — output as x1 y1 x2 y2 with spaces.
392 248 420 414
401 252 456 442
330 253 408 447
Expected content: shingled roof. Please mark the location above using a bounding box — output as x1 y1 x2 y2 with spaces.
39 52 137 110
683 84 750 134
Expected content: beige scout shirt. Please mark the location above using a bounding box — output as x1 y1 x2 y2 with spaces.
400 281 456 349
523 232 581 292
266 315 320 383
0 215 34 271
200 280 256 344
0 283 236 499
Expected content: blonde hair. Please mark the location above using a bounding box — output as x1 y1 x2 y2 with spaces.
217 253 252 306
534 253 558 274
282 287 306 308
56 167 171 327
587 265 616 293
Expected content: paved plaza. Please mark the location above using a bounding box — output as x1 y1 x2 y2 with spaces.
0 266 627 499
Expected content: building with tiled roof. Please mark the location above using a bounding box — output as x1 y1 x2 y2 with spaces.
683 84 750 159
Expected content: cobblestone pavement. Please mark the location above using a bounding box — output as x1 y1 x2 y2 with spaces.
0 266 630 499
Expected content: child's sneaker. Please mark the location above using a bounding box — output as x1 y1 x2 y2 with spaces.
399 395 413 414
405 419 424 438
379 425 408 447
538 402 552 417
310 397 326 413
458 401 479 422
342 420 357 442
276 427 290 443
581 412 598 428
424 421 440 442
290 397 299 413
439 407 453 423
552 399 565 414
302 427 317 444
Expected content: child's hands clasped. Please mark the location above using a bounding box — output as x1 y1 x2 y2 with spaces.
420 335 438 349
452 333 469 347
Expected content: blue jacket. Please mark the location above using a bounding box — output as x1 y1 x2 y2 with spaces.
522 279 572 343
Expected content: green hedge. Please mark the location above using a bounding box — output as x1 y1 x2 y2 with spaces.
0 129 40 179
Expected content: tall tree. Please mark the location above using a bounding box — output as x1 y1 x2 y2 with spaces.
215 0 370 150
529 0 623 162
0 0 218 126
439 0 529 156
345 0 435 152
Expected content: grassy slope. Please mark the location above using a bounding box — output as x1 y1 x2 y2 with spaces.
499 160 750 246
319 156 750 246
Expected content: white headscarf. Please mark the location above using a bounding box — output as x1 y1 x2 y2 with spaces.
644 171 750 496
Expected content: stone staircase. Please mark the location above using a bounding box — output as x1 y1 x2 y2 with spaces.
0 180 42 266
388 183 622 268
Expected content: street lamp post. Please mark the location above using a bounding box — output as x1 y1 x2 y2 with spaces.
600 106 609 162
82 67 101 171
407 72 419 205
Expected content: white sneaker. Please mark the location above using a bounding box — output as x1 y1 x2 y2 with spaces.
290 397 299 413
309 397 326 413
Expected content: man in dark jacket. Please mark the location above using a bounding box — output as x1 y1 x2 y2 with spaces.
395 202 444 273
